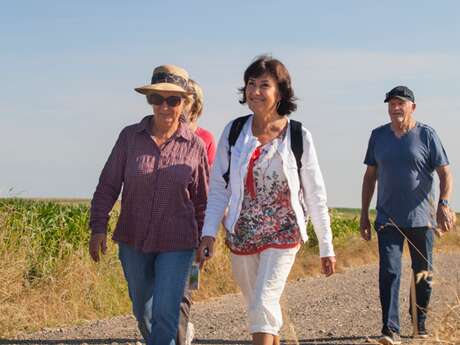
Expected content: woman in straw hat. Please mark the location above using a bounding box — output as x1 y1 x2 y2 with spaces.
89 65 209 345
197 55 336 345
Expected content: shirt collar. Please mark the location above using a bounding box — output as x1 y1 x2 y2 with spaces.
135 114 193 141
135 115 152 133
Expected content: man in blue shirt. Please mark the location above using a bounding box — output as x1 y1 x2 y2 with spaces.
360 86 454 345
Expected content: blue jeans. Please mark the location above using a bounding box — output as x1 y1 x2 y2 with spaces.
377 226 433 334
118 243 194 345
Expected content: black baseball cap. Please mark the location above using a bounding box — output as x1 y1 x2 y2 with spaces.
384 85 415 103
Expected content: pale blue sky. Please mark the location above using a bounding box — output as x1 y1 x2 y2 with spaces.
1 1 458 209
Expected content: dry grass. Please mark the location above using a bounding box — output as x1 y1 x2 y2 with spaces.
433 299 460 344
0 199 458 337
0 199 130 336
193 229 238 300
416 277 460 345
427 214 460 345
0 241 131 336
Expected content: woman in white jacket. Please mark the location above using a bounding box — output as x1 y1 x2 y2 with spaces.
197 55 336 345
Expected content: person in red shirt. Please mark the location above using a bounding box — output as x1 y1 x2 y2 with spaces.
176 79 216 345
186 79 216 166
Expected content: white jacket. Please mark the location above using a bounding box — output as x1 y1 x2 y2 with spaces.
201 115 335 257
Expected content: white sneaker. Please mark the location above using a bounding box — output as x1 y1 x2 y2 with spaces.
185 322 195 345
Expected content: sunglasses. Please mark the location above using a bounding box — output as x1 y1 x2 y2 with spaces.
147 93 183 107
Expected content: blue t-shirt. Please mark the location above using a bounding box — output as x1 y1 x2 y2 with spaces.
364 122 449 228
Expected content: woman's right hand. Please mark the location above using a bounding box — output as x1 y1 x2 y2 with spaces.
89 233 107 262
196 236 215 268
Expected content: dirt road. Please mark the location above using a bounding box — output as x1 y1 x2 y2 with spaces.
8 253 459 345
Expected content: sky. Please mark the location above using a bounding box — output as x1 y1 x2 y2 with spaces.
1 0 458 210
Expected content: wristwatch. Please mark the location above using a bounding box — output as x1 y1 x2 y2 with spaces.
439 199 449 207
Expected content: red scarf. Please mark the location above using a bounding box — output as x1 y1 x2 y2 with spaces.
246 146 262 199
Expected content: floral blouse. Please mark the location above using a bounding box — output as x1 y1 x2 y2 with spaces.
226 132 302 255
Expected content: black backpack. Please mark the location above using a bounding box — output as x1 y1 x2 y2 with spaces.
222 114 303 188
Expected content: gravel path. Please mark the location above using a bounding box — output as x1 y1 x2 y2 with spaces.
7 252 459 345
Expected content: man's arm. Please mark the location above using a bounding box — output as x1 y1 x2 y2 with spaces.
436 165 454 233
360 165 377 240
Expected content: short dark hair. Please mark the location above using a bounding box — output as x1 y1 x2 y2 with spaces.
239 55 297 116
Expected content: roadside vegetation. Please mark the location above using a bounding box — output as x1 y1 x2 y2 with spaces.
0 198 458 338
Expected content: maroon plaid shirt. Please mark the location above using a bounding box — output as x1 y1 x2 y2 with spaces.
90 115 209 252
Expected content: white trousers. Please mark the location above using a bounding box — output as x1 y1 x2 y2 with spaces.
231 247 298 335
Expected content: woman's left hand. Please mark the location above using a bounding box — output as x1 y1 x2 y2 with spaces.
321 256 336 277
196 236 215 268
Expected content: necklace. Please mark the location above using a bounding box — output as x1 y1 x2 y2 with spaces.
252 117 288 145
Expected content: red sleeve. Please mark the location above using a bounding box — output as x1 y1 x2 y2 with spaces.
195 127 216 167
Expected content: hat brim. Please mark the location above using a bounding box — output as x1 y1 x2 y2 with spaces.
135 83 190 95
384 95 414 103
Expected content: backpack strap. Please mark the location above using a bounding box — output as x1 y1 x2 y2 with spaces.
222 114 251 188
289 119 303 178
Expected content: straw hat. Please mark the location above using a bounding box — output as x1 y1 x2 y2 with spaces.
135 64 191 95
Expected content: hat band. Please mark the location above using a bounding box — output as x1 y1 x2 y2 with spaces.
151 72 188 90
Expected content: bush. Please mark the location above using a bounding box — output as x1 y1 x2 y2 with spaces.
306 209 361 247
